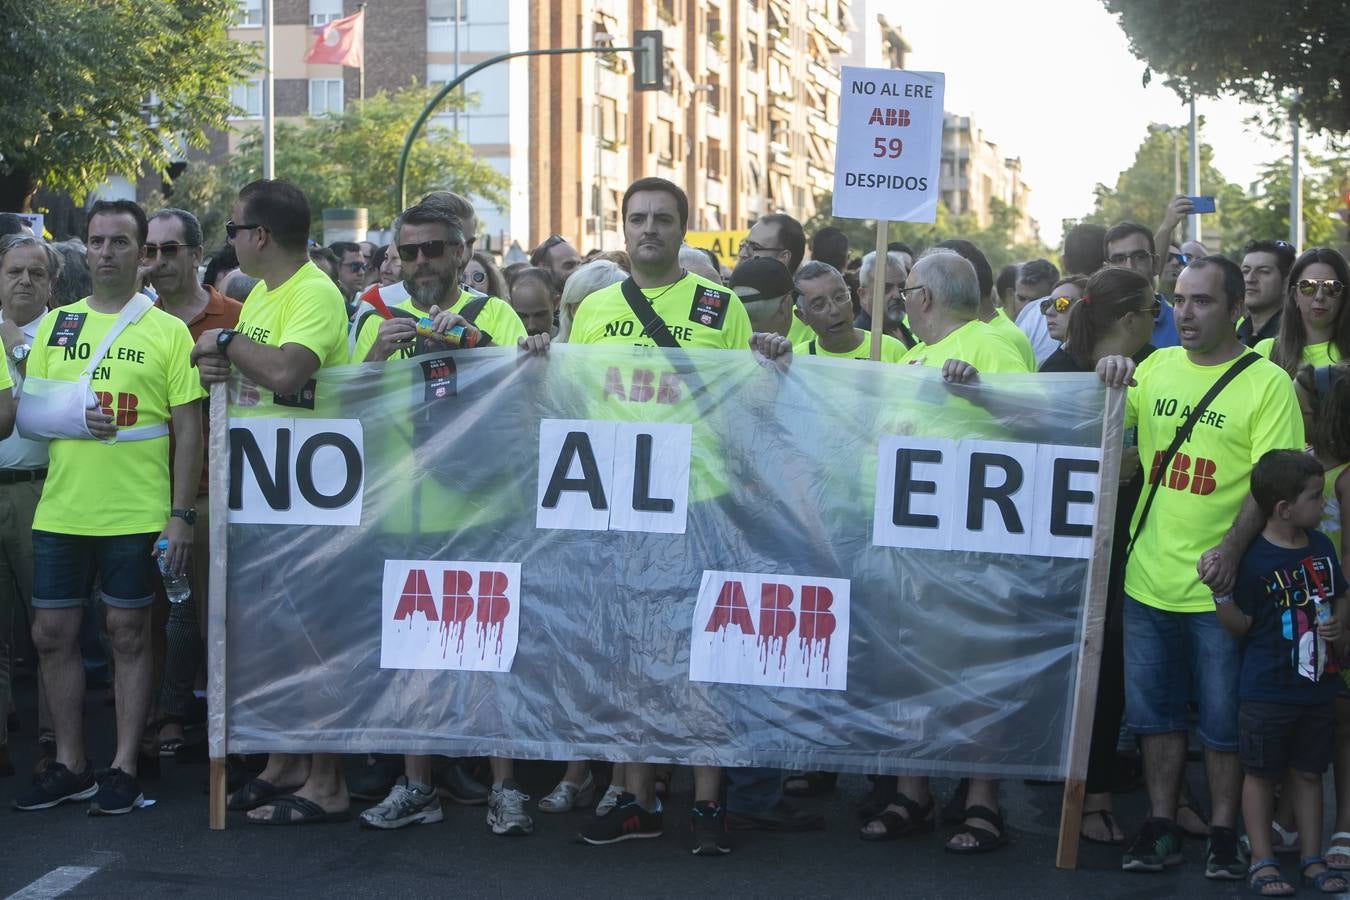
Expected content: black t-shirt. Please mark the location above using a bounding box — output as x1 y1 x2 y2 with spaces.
1037 344 1155 373
1237 309 1283 349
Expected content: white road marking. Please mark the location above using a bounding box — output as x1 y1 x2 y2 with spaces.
5 866 101 900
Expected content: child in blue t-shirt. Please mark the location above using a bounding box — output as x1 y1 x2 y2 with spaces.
1215 449 1348 895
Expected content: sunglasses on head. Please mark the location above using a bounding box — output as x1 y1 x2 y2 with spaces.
397 239 460 263
1296 278 1345 299
144 241 197 259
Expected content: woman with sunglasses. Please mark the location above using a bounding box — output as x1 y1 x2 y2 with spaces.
463 251 510 302
1261 248 1350 375
1034 276 1087 355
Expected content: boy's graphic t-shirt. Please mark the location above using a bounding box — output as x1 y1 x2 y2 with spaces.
1236 530 1345 705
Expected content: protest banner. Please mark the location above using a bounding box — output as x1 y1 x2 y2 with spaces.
207 346 1122 869
684 229 748 269
832 67 945 361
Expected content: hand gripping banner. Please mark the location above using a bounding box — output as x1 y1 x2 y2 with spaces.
207 345 1122 785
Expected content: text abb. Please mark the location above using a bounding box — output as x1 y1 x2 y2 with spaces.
1148 451 1217 495
391 567 511 629
704 579 837 644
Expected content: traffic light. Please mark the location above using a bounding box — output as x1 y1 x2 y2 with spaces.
633 30 664 92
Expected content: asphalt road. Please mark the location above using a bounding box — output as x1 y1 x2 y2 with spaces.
0 683 1315 898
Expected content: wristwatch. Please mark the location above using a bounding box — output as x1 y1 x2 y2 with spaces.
216 329 240 356
171 507 197 526
9 343 30 363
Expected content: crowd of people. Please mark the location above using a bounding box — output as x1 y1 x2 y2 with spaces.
0 175 1347 884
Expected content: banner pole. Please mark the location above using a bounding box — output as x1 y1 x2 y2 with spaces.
207 382 230 831
869 220 888 361
1055 385 1125 868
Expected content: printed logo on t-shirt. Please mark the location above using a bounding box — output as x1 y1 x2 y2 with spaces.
1265 554 1338 683
689 285 730 331
94 390 139 426
1148 451 1218 495
48 312 85 347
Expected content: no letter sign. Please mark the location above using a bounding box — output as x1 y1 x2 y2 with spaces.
831 67 945 223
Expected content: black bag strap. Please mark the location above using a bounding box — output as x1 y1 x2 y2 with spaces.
459 294 489 325
807 340 817 356
619 277 681 349
1125 352 1262 560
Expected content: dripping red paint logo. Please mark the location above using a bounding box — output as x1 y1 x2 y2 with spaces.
690 571 850 691
379 560 521 673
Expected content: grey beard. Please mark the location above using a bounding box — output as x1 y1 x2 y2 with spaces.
408 272 457 308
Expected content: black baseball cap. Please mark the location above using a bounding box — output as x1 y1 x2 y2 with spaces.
729 257 793 301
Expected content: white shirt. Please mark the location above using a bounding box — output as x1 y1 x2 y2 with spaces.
0 309 50 470
1014 296 1059 367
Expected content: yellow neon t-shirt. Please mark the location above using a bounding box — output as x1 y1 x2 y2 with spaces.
28 299 203 535
1254 337 1341 368
236 261 349 368
0 356 12 393
351 290 526 363
569 272 752 351
991 308 1037 372
786 316 815 346
899 319 1032 374
794 332 907 362
1123 347 1304 612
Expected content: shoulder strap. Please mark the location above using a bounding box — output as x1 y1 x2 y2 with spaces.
81 294 153 379
619 277 681 349
1125 352 1263 560
459 293 490 325
807 341 817 356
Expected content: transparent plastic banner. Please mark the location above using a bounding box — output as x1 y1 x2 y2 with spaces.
209 344 1121 779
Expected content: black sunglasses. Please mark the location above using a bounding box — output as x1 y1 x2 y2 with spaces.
144 241 198 259
225 221 266 241
397 239 459 263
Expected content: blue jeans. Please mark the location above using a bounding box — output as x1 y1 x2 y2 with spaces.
31 530 159 609
1123 595 1240 752
725 767 782 814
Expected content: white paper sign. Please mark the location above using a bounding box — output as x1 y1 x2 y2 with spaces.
831 67 945 223
227 417 364 526
690 571 850 691
380 560 521 672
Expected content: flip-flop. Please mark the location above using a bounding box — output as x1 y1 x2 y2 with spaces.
248 794 351 826
227 777 285 811
1080 808 1125 845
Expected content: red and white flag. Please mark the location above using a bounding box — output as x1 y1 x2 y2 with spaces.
303 9 364 68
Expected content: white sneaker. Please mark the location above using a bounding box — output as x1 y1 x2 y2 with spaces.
538 771 596 813
595 783 625 816
360 776 443 830
487 781 534 836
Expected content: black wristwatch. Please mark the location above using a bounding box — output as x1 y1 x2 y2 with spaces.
171 507 197 526
216 328 240 356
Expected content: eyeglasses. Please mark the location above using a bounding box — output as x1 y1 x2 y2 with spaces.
1137 298 1162 316
1167 252 1193 265
397 239 460 263
344 261 367 274
224 221 265 241
738 240 785 258
797 290 853 313
1106 250 1154 266
144 242 196 259
1296 278 1345 299
896 284 927 301
1040 295 1077 314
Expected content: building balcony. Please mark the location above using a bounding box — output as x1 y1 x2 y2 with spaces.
705 178 727 207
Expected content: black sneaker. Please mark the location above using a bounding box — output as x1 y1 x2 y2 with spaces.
690 801 731 856
88 767 143 815
1204 825 1247 880
1122 817 1183 872
577 793 663 845
14 761 97 811
349 755 403 801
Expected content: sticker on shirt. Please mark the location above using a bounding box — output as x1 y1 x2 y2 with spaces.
689 285 730 331
273 379 317 410
420 356 457 402
47 312 86 347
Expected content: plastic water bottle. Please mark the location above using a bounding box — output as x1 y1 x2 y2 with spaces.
156 538 191 605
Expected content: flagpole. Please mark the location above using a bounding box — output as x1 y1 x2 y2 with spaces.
358 3 367 101
262 0 274 178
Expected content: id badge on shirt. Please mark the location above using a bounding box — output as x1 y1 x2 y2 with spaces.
420 356 457 401
689 285 730 331
48 312 86 347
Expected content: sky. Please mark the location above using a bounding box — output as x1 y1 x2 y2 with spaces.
877 0 1306 245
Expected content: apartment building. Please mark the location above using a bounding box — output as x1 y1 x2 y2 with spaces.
225 0 851 252
940 113 1039 245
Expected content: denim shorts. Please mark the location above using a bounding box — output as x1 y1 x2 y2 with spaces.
31 530 159 610
1123 595 1240 752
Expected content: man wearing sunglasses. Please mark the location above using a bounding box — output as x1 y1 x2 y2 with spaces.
327 241 367 311
190 180 350 825
1104 222 1181 350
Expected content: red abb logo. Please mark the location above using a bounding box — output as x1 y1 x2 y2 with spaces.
1149 451 1217 496
603 367 682 405
704 579 837 643
93 391 139 426
392 567 511 629
866 107 911 127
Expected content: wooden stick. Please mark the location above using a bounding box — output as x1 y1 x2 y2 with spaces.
207 381 230 831
1055 385 1125 869
869 220 888 361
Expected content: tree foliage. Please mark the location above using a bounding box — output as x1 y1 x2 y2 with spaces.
1104 0 1350 135
159 86 509 242
0 0 256 210
804 194 1052 272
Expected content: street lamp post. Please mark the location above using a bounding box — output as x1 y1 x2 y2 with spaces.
1289 92 1302 252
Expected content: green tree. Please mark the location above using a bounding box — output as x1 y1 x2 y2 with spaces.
1104 0 1350 135
1226 154 1350 252
0 0 255 211
159 85 508 241
1082 124 1248 253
